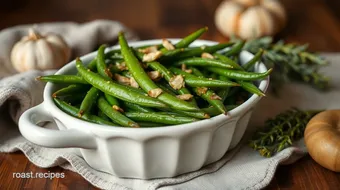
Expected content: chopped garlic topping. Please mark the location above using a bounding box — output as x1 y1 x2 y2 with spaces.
130 77 139 88
148 88 163 98
138 45 158 54
116 62 127 71
201 52 214 59
147 71 162 81
162 39 175 50
176 94 193 100
169 75 185 90
112 105 124 113
197 87 208 95
114 74 130 85
210 93 222 100
181 64 187 71
143 51 162 62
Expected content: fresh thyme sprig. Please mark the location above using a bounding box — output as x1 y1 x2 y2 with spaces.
249 108 321 157
234 37 330 92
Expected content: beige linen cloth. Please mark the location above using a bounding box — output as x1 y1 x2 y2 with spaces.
0 20 338 190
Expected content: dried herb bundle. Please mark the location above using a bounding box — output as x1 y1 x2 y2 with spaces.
235 37 330 92
249 108 321 157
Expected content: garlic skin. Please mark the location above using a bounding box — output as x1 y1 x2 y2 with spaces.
11 28 71 72
215 0 286 39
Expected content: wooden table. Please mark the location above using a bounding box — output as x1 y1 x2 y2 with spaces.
1 0 340 189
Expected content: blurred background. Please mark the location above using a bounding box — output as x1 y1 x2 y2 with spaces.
0 0 339 51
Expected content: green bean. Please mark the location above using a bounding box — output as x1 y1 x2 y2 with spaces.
133 48 184 62
243 49 264 71
224 41 245 57
215 62 265 96
171 109 210 119
147 62 180 84
174 27 208 49
53 98 116 126
208 67 272 81
159 27 208 53
52 84 89 98
156 83 201 116
78 87 100 117
174 58 234 69
176 43 234 59
159 48 185 60
87 58 98 71
193 87 227 114
96 45 112 80
119 32 198 111
108 63 121 74
189 67 204 77
105 71 147 95
217 87 230 102
136 44 162 50
124 112 199 125
108 75 148 95
106 52 124 60
147 62 199 105
158 83 177 96
98 110 110 121
96 48 125 108
132 48 145 61
37 75 87 84
105 48 121 58
76 58 167 108
213 53 244 70
170 67 239 87
138 122 164 127
59 93 86 104
217 76 230 102
104 93 120 106
201 105 238 116
122 101 154 112
119 70 131 78
98 96 139 127
238 81 265 96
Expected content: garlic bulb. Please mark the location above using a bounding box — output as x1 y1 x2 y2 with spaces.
215 0 286 39
11 28 71 72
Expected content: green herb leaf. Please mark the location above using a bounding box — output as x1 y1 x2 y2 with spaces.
234 37 330 92
249 108 321 157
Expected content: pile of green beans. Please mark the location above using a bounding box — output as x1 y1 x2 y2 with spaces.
37 27 270 128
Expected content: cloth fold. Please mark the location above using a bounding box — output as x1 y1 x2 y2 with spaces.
0 20 339 190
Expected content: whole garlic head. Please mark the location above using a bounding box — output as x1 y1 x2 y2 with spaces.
215 0 286 39
11 28 71 72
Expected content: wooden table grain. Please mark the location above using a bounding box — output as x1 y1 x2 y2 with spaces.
1 0 340 189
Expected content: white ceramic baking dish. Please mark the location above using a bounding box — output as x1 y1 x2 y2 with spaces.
18 39 269 179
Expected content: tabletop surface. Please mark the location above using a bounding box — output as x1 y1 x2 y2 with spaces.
1 0 340 189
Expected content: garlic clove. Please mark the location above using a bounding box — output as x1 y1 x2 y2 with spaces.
46 35 71 63
11 41 25 72
215 1 244 38
238 7 263 39
24 42 38 72
36 39 56 70
262 0 287 31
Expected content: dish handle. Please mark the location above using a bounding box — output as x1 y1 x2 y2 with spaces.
18 103 97 149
